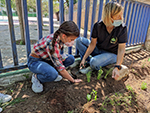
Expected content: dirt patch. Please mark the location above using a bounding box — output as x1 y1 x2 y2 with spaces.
0 49 150 113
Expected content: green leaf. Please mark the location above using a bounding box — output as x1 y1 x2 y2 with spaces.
148 58 150 62
86 71 92 82
97 68 103 80
104 68 113 79
141 82 147 90
87 94 91 101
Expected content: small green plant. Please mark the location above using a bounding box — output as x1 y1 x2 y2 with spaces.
141 82 147 90
86 89 97 102
23 74 29 79
126 85 135 95
99 91 138 112
148 58 150 62
86 71 92 82
10 89 13 93
97 67 103 80
0 98 25 109
111 109 114 112
104 68 113 79
19 40 24 45
86 94 92 102
67 110 74 113
126 85 133 92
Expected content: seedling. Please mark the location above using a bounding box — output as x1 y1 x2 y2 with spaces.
104 68 113 79
126 85 133 92
67 110 74 113
19 40 24 45
99 91 137 112
86 71 92 82
0 98 25 109
141 82 147 90
126 85 135 95
97 67 103 80
132 69 135 72
23 74 29 79
86 89 97 102
10 89 13 93
86 94 92 102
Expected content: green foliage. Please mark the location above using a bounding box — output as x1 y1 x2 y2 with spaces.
126 85 133 92
65 0 77 7
148 58 150 62
104 68 113 79
126 85 135 95
86 94 91 102
86 71 92 82
86 89 97 102
1 0 16 9
97 67 103 80
19 40 24 45
99 91 137 112
10 89 13 93
141 82 147 90
0 98 25 109
67 110 74 113
23 74 29 79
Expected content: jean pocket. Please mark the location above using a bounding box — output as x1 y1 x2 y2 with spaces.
27 57 40 67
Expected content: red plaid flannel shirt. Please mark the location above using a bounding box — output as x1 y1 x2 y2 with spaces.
33 34 65 72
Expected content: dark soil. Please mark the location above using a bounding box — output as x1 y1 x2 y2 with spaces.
0 49 150 113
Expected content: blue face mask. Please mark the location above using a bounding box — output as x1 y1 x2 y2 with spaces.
112 20 122 27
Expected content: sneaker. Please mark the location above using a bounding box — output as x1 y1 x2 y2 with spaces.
79 66 93 74
54 75 62 82
0 107 2 112
31 74 43 93
0 93 12 103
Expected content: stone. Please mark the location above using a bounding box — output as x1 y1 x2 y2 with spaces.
102 64 129 81
0 73 32 87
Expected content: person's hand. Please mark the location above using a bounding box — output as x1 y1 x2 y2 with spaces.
80 59 86 69
112 68 120 80
74 79 82 83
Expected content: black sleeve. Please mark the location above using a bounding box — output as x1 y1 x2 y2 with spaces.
91 23 98 38
118 27 128 43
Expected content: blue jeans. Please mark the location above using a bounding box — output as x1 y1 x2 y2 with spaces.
27 55 74 83
76 37 117 70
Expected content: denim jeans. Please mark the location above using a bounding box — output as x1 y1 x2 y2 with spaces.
27 55 74 83
76 37 117 70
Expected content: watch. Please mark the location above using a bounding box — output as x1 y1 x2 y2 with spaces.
114 65 122 70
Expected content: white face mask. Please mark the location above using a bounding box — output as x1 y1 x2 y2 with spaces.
112 20 122 27
65 40 74 47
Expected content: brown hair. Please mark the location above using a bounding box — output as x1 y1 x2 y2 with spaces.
102 2 123 26
51 21 79 54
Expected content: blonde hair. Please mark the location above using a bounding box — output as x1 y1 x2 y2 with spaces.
102 2 123 26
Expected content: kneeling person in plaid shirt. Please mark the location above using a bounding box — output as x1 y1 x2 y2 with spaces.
27 21 82 93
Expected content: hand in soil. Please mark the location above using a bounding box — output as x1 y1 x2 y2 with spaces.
80 59 86 69
74 79 82 83
112 68 119 80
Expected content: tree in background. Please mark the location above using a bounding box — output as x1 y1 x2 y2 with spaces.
15 0 25 44
55 0 78 21
1 0 61 44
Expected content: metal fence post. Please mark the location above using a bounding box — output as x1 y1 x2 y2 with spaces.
6 0 18 66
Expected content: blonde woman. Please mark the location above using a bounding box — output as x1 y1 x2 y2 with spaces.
76 2 127 80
